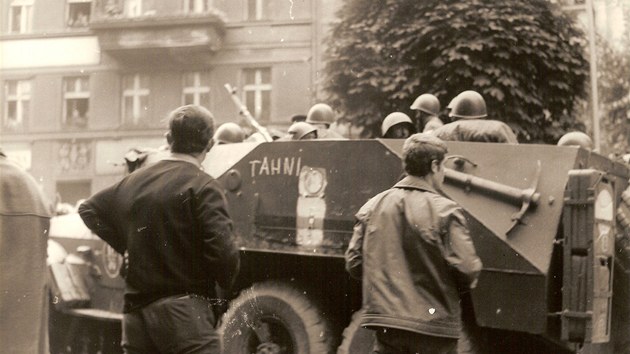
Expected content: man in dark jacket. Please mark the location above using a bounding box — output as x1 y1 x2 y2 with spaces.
345 133 482 354
79 105 240 354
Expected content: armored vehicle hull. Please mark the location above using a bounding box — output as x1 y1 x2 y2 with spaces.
48 140 630 354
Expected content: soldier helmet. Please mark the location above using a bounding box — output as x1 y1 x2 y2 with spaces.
557 132 593 150
447 94 460 111
381 112 413 136
410 94 441 116
213 123 245 144
306 103 335 126
450 90 487 120
288 122 318 140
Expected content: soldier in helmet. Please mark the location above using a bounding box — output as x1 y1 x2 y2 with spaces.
305 103 346 139
214 122 245 145
381 112 415 139
432 90 518 144
287 122 318 140
557 131 593 150
445 94 460 121
410 93 443 133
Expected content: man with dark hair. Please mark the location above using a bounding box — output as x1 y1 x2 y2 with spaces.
79 105 240 354
346 133 482 354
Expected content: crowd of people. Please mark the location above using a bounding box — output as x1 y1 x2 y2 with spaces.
1 87 597 353
215 90 526 146
75 103 485 353
212 89 597 152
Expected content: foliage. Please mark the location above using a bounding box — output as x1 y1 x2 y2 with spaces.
598 25 630 157
323 0 589 141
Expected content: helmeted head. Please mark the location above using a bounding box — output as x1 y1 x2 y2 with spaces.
166 105 215 154
213 122 245 145
288 122 318 140
306 103 335 127
450 90 487 120
446 94 460 118
381 112 414 138
402 133 448 181
557 131 593 150
410 94 440 116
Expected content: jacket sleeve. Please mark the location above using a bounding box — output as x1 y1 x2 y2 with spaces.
443 208 483 288
345 218 366 280
196 181 240 290
78 185 126 254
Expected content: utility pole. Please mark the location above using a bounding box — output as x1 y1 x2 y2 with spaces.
586 0 601 151
560 0 601 151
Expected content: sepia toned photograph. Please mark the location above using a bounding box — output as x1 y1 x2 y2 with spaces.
1 0 629 353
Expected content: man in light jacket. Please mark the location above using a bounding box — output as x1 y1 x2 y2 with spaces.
346 133 482 354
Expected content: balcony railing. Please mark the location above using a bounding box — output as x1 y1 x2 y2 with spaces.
89 0 226 66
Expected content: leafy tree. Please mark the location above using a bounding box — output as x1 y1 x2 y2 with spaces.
598 29 630 157
323 0 589 141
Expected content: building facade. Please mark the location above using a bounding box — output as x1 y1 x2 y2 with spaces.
0 0 341 205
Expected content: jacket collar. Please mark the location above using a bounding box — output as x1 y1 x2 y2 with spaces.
163 152 202 168
394 175 438 194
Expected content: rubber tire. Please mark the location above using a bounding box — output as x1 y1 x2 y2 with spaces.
336 310 375 354
220 281 335 354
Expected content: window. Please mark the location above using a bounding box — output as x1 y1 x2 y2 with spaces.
243 68 271 122
182 72 210 106
9 0 33 34
247 0 267 21
67 0 91 28
183 0 209 14
122 74 149 125
63 76 89 128
3 80 30 131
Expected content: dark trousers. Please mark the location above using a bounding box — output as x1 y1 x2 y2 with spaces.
122 294 220 354
373 327 457 354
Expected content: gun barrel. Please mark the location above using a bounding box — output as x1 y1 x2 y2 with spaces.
445 168 540 206
224 84 273 142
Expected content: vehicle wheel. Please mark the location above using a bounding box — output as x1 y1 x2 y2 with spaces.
336 310 374 354
220 281 335 354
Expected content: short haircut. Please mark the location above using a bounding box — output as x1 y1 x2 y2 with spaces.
167 105 215 154
402 133 448 177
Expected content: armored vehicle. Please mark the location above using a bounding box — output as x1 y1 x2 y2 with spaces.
48 139 630 353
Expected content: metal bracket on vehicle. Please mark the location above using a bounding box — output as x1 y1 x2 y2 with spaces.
508 160 542 234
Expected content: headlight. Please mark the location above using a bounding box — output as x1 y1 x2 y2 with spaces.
304 168 325 196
